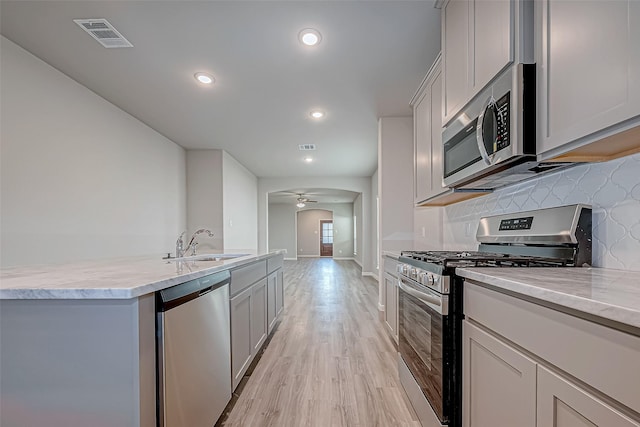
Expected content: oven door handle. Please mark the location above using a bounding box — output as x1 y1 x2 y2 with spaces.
399 279 448 316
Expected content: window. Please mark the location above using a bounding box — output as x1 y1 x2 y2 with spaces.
322 221 333 244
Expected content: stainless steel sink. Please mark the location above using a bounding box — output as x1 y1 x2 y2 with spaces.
172 253 251 262
191 253 251 261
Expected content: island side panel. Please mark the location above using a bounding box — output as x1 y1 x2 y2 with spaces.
0 296 156 427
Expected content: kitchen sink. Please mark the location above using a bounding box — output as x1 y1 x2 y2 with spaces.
192 253 251 261
171 253 251 262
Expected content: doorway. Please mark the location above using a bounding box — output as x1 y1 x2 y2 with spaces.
320 220 333 257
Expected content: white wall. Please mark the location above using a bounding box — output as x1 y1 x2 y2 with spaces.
259 176 373 273
370 169 378 274
186 150 224 252
378 117 414 254
0 37 186 267
268 204 296 258
353 194 363 266
222 151 258 251
438 153 640 271
297 209 333 256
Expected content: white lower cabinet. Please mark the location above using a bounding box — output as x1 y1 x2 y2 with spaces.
276 269 284 316
251 278 267 354
463 320 536 427
463 283 640 427
230 286 252 390
267 271 277 333
384 272 398 344
537 366 640 427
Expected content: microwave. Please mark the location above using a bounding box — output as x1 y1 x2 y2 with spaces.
442 64 570 191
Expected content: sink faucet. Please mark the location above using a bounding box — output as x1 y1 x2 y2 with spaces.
175 228 214 258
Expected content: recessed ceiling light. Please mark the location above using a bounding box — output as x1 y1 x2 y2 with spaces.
299 28 322 46
310 110 325 119
304 157 313 163
194 72 214 85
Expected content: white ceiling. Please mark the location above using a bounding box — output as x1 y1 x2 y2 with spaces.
269 188 360 204
1 1 441 181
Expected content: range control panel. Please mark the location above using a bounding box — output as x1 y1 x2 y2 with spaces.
499 216 534 231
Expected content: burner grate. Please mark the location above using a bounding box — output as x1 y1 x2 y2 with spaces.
400 250 572 268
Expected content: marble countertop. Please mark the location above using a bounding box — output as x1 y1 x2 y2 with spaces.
457 267 640 330
0 250 285 300
383 251 402 259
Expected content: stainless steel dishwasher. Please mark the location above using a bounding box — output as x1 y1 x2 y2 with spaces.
157 270 231 427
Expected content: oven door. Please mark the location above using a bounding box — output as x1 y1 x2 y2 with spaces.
398 275 450 424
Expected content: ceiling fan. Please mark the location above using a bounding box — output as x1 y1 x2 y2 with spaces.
296 194 317 208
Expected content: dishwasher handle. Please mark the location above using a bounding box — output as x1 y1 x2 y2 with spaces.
157 270 230 312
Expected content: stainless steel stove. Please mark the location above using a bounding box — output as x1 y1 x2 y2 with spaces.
397 204 592 427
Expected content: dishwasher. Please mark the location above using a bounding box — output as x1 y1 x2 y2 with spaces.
156 270 231 427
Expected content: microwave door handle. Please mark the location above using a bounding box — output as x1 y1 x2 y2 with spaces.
476 96 495 166
398 279 447 315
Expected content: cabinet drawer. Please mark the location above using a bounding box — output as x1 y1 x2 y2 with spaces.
267 255 283 274
230 260 266 296
384 256 399 277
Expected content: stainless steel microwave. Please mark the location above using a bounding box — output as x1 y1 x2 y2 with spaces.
442 64 570 191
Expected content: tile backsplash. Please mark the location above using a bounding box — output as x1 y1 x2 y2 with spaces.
442 152 640 271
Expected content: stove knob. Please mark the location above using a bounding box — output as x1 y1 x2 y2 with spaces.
410 267 417 279
425 273 435 286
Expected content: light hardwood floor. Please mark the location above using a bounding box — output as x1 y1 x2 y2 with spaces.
222 258 421 427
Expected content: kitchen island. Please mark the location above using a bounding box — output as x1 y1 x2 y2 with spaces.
0 251 285 427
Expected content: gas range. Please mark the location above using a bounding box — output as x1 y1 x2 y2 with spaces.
397 204 592 427
397 204 593 293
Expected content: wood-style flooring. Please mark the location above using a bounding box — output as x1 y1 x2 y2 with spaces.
222 258 420 427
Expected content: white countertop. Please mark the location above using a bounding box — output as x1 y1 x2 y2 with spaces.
457 267 640 330
383 251 402 259
0 250 285 300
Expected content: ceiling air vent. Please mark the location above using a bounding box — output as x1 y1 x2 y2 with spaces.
298 144 316 151
73 19 133 48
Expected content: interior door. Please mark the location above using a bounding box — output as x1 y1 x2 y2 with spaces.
320 220 333 257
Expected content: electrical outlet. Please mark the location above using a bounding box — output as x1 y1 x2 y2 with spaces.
465 222 472 237
421 226 426 237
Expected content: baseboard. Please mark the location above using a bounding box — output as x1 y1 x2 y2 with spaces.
362 272 378 281
284 257 297 261
333 257 354 261
352 258 363 267
297 255 320 258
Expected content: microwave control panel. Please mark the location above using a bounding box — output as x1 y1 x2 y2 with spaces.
493 92 510 153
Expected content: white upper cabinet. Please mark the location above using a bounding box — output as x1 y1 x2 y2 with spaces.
443 0 470 122
413 57 449 204
442 0 520 125
472 0 513 94
536 0 640 161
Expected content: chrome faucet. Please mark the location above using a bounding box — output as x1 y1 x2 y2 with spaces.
175 228 214 258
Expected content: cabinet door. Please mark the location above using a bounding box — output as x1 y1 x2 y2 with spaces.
230 286 252 390
537 0 640 156
443 0 470 123
251 278 267 353
463 320 536 427
537 366 640 427
383 273 398 343
414 88 433 203
267 272 277 333
276 269 284 316
472 0 512 94
430 69 447 197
